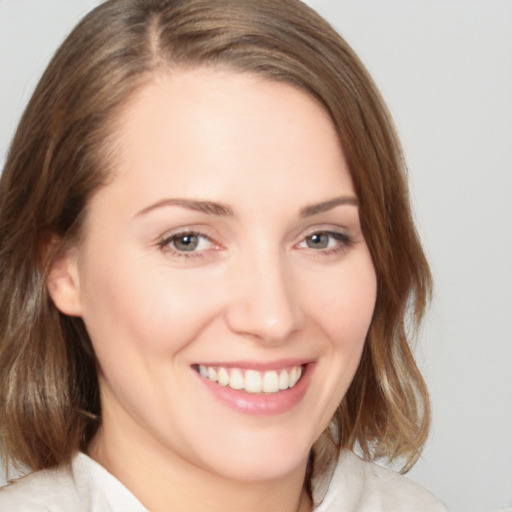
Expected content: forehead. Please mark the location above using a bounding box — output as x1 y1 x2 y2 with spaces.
100 67 353 212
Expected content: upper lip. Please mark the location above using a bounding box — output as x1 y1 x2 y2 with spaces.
192 359 314 371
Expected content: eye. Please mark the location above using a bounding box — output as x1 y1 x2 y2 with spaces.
159 231 215 255
298 231 352 253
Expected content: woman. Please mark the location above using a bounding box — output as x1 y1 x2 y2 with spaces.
0 0 447 510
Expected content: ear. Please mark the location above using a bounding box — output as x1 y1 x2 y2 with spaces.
46 247 83 317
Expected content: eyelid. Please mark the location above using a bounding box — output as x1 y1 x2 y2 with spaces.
294 226 354 255
157 227 222 259
156 224 218 244
296 224 352 242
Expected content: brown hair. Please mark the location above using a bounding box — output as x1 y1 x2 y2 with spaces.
0 0 431 484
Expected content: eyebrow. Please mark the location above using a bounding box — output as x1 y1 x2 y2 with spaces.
299 196 359 217
136 195 358 218
136 198 234 217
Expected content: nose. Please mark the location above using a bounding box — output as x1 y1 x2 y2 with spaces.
224 249 304 345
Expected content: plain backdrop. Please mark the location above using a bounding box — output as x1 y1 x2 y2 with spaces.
1 1 511 511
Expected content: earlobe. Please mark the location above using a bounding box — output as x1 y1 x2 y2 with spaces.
46 249 83 317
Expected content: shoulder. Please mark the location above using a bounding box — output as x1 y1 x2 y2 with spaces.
0 452 145 512
0 462 80 512
316 450 448 512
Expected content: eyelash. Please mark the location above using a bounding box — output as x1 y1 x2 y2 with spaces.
298 230 353 256
157 229 353 259
158 231 217 259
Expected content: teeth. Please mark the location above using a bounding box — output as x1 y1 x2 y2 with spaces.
207 367 218 383
278 369 289 390
245 370 262 393
290 366 302 387
217 368 229 387
229 369 244 390
197 364 304 394
262 371 279 393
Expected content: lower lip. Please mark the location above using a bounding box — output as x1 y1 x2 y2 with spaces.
195 364 314 415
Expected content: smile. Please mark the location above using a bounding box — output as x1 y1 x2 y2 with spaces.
195 364 304 394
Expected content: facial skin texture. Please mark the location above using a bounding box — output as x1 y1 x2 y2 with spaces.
49 69 377 512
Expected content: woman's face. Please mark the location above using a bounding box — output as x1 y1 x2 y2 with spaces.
54 69 377 482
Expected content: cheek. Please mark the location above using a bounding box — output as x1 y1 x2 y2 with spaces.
315 257 377 345
301 255 377 439
78 251 222 361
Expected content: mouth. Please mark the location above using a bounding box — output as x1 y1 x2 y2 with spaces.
192 361 313 415
193 364 304 394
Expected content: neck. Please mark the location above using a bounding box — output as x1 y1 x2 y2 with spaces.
88 418 313 512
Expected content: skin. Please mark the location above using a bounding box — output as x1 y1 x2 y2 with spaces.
48 68 377 512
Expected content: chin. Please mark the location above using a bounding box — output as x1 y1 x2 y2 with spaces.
193 434 312 483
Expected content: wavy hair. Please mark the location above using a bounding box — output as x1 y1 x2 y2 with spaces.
0 0 431 486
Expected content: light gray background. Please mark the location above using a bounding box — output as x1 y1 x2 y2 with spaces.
1 1 511 511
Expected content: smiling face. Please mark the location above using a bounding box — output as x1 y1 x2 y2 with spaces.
49 68 377 487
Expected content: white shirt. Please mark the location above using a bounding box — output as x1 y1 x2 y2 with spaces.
0 450 448 511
